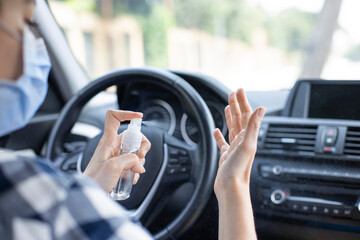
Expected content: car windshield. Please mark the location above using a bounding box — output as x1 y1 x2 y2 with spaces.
48 0 360 91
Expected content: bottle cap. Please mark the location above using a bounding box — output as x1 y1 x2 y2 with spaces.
128 118 142 131
122 118 143 149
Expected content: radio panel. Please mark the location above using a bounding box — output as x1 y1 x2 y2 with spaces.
258 187 359 221
252 157 360 226
252 117 360 229
259 164 360 185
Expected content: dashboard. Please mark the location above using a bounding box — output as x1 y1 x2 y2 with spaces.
254 80 360 240
68 74 360 240
116 72 228 148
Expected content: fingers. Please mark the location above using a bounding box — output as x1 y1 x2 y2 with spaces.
112 110 143 122
225 106 235 142
137 135 150 184
133 173 140 184
110 154 146 186
228 92 242 134
134 158 146 185
236 88 252 129
242 107 266 150
133 158 146 185
213 128 229 155
130 158 146 173
110 154 145 174
138 135 151 159
104 110 143 136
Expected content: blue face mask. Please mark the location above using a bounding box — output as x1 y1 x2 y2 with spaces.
0 25 51 137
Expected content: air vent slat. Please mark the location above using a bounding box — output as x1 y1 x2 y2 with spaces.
264 144 314 151
266 138 315 145
267 133 316 139
264 144 284 149
345 137 360 142
296 146 315 151
344 127 360 157
297 140 316 145
345 143 360 148
264 124 317 153
268 127 317 134
347 131 360 136
344 149 360 155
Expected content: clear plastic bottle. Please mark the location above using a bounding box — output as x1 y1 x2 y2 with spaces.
109 118 142 201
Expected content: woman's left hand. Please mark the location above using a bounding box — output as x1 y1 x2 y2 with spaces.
214 89 265 198
83 110 151 193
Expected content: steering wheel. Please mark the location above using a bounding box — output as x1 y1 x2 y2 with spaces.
46 67 217 239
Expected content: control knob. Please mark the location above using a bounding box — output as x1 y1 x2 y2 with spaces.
271 189 286 205
272 165 283 175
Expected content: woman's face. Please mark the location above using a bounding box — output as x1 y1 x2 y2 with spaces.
0 0 35 31
0 0 36 81
23 0 36 22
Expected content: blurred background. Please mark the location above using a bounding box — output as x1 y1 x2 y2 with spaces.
48 0 360 91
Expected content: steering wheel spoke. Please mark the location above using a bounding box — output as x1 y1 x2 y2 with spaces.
163 136 195 185
131 137 197 225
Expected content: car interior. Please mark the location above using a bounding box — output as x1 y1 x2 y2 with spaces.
2 0 360 239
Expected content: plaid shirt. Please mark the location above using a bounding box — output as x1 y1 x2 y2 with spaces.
0 149 153 240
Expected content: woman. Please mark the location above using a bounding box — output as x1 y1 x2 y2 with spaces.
0 0 265 239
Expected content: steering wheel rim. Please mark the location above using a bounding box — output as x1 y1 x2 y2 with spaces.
46 67 217 239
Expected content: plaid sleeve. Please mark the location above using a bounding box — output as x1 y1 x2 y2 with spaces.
0 152 153 240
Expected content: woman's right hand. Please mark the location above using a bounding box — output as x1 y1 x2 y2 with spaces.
83 110 151 193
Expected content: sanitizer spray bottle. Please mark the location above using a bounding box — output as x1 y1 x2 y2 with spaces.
109 118 142 201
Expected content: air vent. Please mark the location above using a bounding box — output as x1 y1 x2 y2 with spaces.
344 127 360 156
264 124 318 153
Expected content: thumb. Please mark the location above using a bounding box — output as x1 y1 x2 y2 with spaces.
243 107 266 148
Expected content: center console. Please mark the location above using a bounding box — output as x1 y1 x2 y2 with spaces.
252 80 360 238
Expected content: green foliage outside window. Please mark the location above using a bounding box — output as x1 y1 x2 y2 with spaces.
56 0 317 65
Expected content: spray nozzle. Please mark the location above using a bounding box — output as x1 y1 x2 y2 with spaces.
121 118 143 150
127 118 142 132
130 118 142 127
